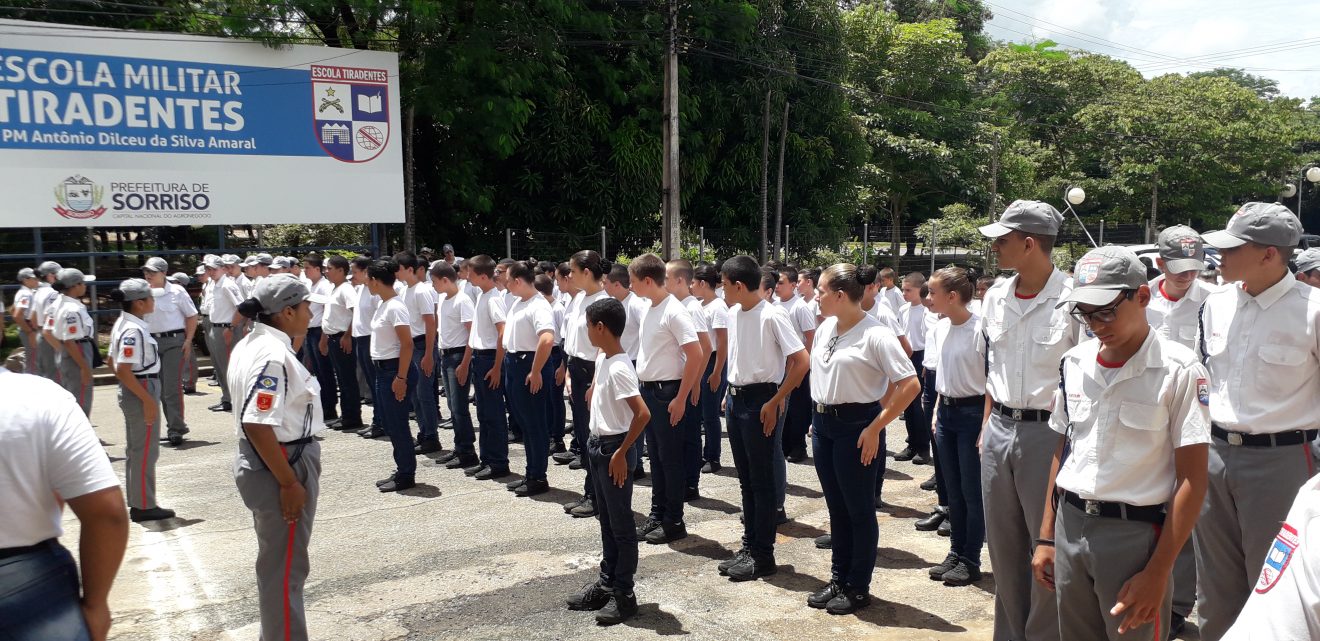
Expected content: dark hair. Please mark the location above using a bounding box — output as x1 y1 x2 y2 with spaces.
368 260 397 285
585 297 626 337
303 252 324 268
392 251 418 270
429 261 457 281
693 263 720 288
571 250 607 280
606 263 631 288
821 263 865 302
857 264 879 287
508 261 536 284
759 269 777 292
976 275 995 288
536 260 556 275
666 258 695 284
931 266 973 303
800 267 821 287
497 258 516 267
628 253 667 285
720 255 761 291
468 255 496 278
1015 231 1056 254
351 256 373 272
236 297 269 323
556 262 572 278
777 267 798 283
534 273 555 296
326 255 350 272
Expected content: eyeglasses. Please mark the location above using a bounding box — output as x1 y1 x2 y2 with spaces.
823 335 844 363
1068 290 1135 324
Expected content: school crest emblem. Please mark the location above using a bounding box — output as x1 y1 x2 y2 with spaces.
1255 523 1299 594
1196 378 1209 406
1179 237 1199 257
53 175 106 220
310 65 390 163
1076 256 1103 285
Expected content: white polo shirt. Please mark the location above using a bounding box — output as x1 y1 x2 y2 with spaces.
109 312 160 375
1198 274 1320 434
322 281 355 335
351 283 376 338
1146 276 1213 350
0 368 119 548
404 282 437 338
437 291 475 350
635 294 698 382
775 294 816 339
564 290 608 361
810 315 914 405
30 284 58 326
228 323 328 441
591 353 641 436
976 268 1080 411
933 314 985 398
620 293 648 361
211 275 243 325
13 285 32 319
503 294 556 352
469 288 506 351
369 296 410 359
726 300 805 386
49 296 92 341
1049 332 1210 506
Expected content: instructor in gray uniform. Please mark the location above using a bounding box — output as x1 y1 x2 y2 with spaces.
228 275 329 641
141 257 199 446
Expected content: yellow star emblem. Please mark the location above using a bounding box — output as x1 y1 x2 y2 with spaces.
325 87 336 96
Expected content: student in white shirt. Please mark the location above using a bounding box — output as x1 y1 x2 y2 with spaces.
773 267 817 465
300 254 341 427
718 255 809 582
349 257 381 434
494 259 524 443
877 267 904 316
560 251 612 518
857 265 912 356
47 268 96 415
564 297 651 625
915 286 948 532
895 273 933 465
12 268 38 374
394 252 442 454
366 260 418 492
540 273 570 454
664 259 713 499
501 262 558 496
604 263 651 479
429 262 478 469
1031 246 1209 641
463 255 512 479
797 267 822 323
924 267 990 586
693 264 729 474
29 261 62 381
320 256 363 431
806 263 919 614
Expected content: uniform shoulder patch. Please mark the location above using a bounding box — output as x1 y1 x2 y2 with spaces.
255 391 275 411
1255 522 1299 594
256 375 279 391
65 313 78 325
123 347 134 358
123 336 136 345
1196 378 1209 406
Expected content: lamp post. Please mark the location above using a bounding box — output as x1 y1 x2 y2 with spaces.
1300 167 1320 215
1063 186 1097 247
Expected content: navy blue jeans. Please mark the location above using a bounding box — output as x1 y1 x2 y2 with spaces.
700 355 727 466
0 540 91 641
505 352 552 481
923 368 949 507
470 352 509 471
440 349 474 457
302 327 339 419
726 386 784 557
935 402 986 565
641 381 686 527
353 336 380 427
783 371 812 455
813 405 883 591
682 386 703 490
589 434 638 592
374 357 418 479
902 351 929 456
326 332 361 425
549 347 567 443
410 336 440 443
567 356 596 499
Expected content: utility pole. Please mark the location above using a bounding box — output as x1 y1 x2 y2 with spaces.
660 0 681 260
403 105 416 251
1148 168 1159 244
986 132 999 272
773 99 790 262
760 89 771 263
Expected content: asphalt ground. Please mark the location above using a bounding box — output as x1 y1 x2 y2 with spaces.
65 381 1202 641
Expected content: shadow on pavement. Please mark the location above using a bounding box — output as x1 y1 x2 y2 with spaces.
778 520 828 541
173 440 220 451
621 603 688 635
785 483 824 499
140 517 205 533
854 597 966 632
688 495 740 515
399 483 442 498
874 546 931 571
667 533 729 561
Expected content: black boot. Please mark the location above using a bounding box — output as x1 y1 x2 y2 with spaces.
825 587 871 615
565 581 611 611
807 580 842 609
595 590 638 625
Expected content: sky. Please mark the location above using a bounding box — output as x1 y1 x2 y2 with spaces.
984 0 1320 100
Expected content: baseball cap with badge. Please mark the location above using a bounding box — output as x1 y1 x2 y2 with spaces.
141 257 169 273
55 267 95 289
979 200 1065 238
1156 225 1206 274
118 278 163 301
251 274 330 314
1058 246 1147 308
37 261 62 277
1202 201 1302 249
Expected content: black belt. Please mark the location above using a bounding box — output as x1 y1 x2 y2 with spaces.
135 373 159 380
152 330 184 338
639 379 680 391
281 436 314 447
730 382 778 397
1062 490 1165 525
814 401 879 420
471 348 496 357
507 350 534 358
213 322 232 328
441 346 466 356
590 433 627 443
569 355 595 368
992 401 1050 423
0 538 57 560
1211 424 1319 447
941 395 983 407
373 357 400 367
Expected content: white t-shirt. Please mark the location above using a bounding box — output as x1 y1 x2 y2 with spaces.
323 281 356 335
726 300 805 386
369 296 410 359
635 295 698 382
590 353 641 436
879 286 904 316
809 315 915 405
404 282 437 338
702 297 730 333
0 369 119 548
922 314 941 370
469 287 506 350
901 302 932 351
305 277 332 329
775 295 816 339
351 283 377 338
933 314 986 398
682 295 710 334
436 291 475 350
564 290 608 361
866 299 906 337
620 293 648 361
503 295 556 352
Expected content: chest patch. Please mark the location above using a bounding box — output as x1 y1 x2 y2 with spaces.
1255 522 1299 594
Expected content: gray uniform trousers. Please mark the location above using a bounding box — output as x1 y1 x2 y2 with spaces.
208 324 241 405
235 438 320 641
119 378 162 509
1054 501 1170 641
1194 438 1315 641
18 328 35 373
57 341 93 416
1171 541 1196 618
981 412 1060 641
38 338 59 381
155 334 189 436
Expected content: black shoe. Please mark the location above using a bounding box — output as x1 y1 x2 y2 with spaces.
551 440 567 454
130 507 176 522
632 467 646 480
507 432 523 444
326 418 343 428
446 455 477 469
718 548 749 575
375 474 397 487
207 402 232 412
335 420 365 431
727 555 776 582
786 448 808 463
506 478 526 491
701 460 720 474
515 479 549 496
776 508 789 526
183 388 206 396
475 467 509 480
915 508 947 532
436 451 459 464
563 496 587 514
1168 613 1186 641
920 474 938 491
596 591 638 625
894 447 916 461
414 439 442 455
464 464 488 477
825 588 871 615
928 552 960 580
684 487 699 502
941 558 981 586
912 452 931 465
359 427 387 439
938 518 951 537
814 534 832 550
568 457 585 471
552 451 577 465
635 516 662 539
570 498 597 518
378 477 416 493
566 581 612 611
168 433 184 446
807 580 843 609
645 523 687 544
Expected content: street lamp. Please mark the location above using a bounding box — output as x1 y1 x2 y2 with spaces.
1062 186 1097 247
1067 187 1086 206
1282 183 1298 200
1299 167 1320 214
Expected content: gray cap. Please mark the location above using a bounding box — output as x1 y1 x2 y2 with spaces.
168 272 191 286
251 273 330 314
242 255 259 267
203 255 223 269
142 256 169 273
1202 202 1302 249
119 278 162 301
1060 246 1147 307
37 261 62 276
271 256 294 269
195 265 208 275
17 267 35 280
221 254 241 266
1296 248 1320 273
256 253 274 266
55 268 94 288
1156 225 1206 274
979 200 1065 238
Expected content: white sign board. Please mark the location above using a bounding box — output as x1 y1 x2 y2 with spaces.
0 20 404 227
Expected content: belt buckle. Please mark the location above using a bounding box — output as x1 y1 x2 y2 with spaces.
1084 500 1100 516
1227 432 1244 446
1011 408 1023 421
730 386 739 397
815 402 826 414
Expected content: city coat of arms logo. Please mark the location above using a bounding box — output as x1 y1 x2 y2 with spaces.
53 175 106 220
310 65 390 163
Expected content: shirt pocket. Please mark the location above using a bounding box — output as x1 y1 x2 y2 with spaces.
1114 401 1168 463
1256 343 1311 388
1175 325 1197 343
1031 321 1071 365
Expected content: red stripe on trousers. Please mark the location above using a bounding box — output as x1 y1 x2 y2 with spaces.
283 521 296 641
1304 443 1315 477
142 420 152 507
1151 523 1163 641
178 349 187 421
